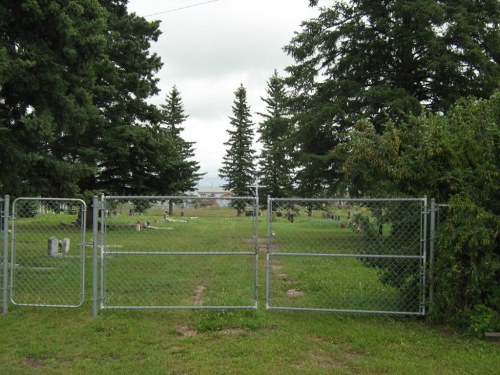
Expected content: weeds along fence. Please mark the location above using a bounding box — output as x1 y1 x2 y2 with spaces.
266 197 427 315
1 194 438 317
95 196 259 312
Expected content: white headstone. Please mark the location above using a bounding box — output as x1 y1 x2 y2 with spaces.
47 237 59 256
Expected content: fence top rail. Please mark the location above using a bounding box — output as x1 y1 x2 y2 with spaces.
12 197 86 204
103 195 256 201
268 197 426 203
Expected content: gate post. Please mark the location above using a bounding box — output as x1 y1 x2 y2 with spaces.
428 198 436 314
2 195 9 314
92 195 98 318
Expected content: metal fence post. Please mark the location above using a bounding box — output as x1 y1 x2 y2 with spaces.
421 197 428 315
265 195 272 309
429 198 436 314
253 196 259 309
2 195 9 314
92 195 98 318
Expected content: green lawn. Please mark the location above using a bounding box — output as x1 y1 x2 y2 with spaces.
1 202 498 373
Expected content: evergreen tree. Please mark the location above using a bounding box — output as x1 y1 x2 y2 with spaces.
160 86 202 201
285 0 500 194
257 71 294 199
0 0 183 199
85 0 165 196
219 84 256 214
0 0 107 196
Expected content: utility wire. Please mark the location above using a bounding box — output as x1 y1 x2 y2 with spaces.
144 0 219 17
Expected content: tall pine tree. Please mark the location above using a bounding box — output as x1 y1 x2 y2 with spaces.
219 84 256 214
160 86 202 198
257 71 294 199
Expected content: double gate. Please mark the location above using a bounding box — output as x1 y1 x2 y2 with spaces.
1 195 431 316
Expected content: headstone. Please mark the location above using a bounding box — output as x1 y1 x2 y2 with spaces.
47 236 59 256
60 238 70 254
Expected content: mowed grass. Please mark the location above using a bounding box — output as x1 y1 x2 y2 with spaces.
1 205 499 374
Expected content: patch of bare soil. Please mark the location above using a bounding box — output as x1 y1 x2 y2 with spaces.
220 328 247 336
193 285 206 305
175 325 197 338
25 357 46 369
245 238 281 252
286 289 304 298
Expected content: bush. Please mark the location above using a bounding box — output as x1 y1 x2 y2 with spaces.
434 195 500 336
15 200 38 218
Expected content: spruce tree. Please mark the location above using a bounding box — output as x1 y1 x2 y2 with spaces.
219 84 256 214
257 71 294 199
160 86 202 210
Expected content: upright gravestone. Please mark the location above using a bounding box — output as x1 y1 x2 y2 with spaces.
60 238 70 254
47 237 59 256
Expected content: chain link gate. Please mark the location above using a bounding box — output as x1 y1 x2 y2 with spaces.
96 196 258 312
10 198 87 307
266 197 427 315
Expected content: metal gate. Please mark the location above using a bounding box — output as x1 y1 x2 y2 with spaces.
96 195 258 311
10 198 87 307
266 197 427 315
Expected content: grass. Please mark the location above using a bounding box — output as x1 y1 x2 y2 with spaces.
0 304 499 374
1 201 499 373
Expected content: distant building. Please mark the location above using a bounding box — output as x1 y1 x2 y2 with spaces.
196 186 234 198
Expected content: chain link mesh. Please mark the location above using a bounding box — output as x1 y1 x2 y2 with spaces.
266 198 425 314
10 198 86 307
437 204 449 228
100 196 258 309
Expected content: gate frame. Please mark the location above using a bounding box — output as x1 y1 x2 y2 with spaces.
10 197 87 308
265 196 428 316
94 195 259 315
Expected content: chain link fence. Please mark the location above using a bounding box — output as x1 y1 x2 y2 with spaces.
266 198 427 315
3 195 431 316
1 196 7 313
98 196 258 310
10 198 87 307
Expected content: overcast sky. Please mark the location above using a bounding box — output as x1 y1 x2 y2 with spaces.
127 0 320 187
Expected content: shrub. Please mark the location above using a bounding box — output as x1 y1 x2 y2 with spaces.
434 195 499 336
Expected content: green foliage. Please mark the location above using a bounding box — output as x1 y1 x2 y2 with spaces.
0 1 197 199
257 71 294 199
159 86 202 194
341 93 499 333
285 0 500 196
219 84 256 213
0 0 107 197
352 202 423 311
341 93 500 202
434 196 500 336
15 200 38 218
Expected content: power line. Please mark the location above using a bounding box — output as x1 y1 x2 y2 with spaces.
144 0 219 17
